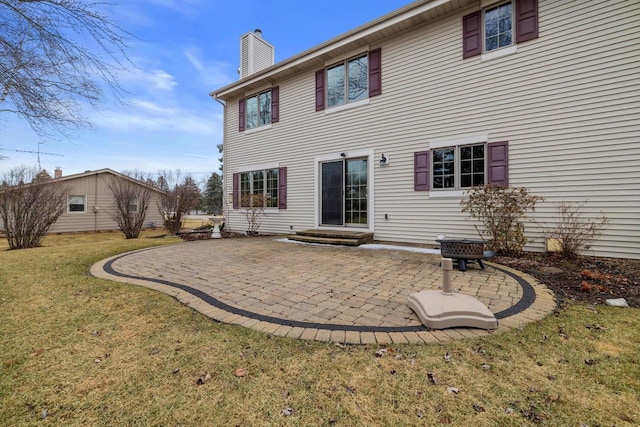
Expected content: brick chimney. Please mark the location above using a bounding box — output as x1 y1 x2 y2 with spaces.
54 167 62 178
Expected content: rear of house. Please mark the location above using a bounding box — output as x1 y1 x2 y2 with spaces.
211 0 640 259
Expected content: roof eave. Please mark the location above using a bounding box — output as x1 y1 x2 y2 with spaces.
210 0 464 100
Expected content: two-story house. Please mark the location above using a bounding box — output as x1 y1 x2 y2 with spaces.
210 0 639 259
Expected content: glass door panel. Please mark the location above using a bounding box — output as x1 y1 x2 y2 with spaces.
345 159 367 226
321 161 344 225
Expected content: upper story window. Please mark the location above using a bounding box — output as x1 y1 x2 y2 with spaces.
238 86 279 132
484 2 513 52
68 195 86 213
246 89 271 129
326 54 369 108
315 48 381 111
462 0 538 59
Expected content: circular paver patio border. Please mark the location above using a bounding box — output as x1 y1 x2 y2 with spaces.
90 241 556 345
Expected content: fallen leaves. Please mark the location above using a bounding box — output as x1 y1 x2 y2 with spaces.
196 372 211 385
234 368 248 377
427 372 438 385
446 386 459 394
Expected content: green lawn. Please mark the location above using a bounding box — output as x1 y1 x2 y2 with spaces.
0 232 638 426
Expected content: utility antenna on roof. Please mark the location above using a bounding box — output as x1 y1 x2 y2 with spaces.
0 142 64 169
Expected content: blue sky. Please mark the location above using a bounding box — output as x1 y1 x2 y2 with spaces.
1 0 411 180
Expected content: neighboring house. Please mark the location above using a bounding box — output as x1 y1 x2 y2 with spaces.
210 0 640 259
4 168 165 234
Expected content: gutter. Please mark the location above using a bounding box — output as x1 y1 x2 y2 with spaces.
209 0 454 100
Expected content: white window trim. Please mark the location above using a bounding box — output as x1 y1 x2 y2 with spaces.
431 134 488 149
244 123 273 134
68 195 87 214
324 52 370 112
324 45 369 67
324 98 370 115
481 44 517 61
313 149 375 233
244 87 273 131
480 0 518 58
238 162 279 173
429 135 489 193
237 163 281 212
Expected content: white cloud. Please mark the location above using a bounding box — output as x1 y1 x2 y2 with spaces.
119 67 177 92
90 98 219 136
183 47 235 88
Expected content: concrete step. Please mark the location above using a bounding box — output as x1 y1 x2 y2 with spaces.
288 230 374 246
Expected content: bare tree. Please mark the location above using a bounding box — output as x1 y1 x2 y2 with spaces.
0 0 130 137
106 171 155 239
0 166 69 249
156 171 201 234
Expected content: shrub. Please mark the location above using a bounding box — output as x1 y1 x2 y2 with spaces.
240 193 267 235
461 185 543 256
0 167 69 249
544 201 608 259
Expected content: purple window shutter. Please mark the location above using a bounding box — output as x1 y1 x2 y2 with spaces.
515 0 539 43
271 86 279 123
414 151 430 191
238 99 245 132
278 167 287 209
368 48 382 97
315 69 325 111
487 141 509 187
462 11 482 59
232 172 239 209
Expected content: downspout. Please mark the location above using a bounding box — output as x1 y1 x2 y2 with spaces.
212 95 228 230
94 172 99 232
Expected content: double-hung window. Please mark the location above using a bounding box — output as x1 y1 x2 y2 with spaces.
238 86 279 132
246 89 271 130
68 195 86 213
239 169 279 208
484 2 513 52
326 54 369 108
462 0 538 59
315 48 382 111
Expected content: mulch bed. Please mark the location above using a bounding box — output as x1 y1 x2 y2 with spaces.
492 253 640 308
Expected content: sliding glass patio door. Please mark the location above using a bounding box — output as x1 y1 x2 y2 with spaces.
320 158 368 227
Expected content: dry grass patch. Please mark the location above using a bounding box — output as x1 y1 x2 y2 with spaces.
0 232 639 426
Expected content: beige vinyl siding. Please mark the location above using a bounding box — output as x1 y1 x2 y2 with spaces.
222 0 639 259
48 172 164 234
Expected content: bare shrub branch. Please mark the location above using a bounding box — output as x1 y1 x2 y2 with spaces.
0 166 69 249
240 193 266 235
156 171 201 234
106 171 154 239
543 201 609 259
0 0 131 136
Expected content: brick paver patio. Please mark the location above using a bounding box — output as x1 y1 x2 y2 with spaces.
90 237 556 344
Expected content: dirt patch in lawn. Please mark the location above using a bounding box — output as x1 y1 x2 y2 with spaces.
492 253 640 308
